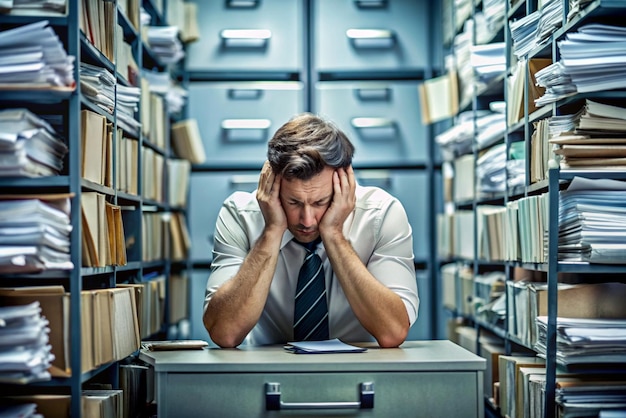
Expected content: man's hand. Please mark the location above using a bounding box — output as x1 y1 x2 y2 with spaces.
319 165 356 238
257 161 287 234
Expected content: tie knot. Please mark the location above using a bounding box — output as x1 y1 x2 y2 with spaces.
295 237 321 253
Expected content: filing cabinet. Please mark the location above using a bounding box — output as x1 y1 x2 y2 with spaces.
187 81 304 167
316 81 428 165
185 0 303 73
313 0 430 73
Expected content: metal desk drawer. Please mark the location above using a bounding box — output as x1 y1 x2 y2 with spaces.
141 340 485 418
187 81 304 167
185 0 303 73
314 0 431 73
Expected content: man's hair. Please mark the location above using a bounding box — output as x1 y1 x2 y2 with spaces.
267 113 355 180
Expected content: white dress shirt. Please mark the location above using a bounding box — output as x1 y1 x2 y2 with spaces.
204 184 419 346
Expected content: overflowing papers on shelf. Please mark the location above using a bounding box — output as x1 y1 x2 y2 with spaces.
0 19 74 89
558 177 626 264
0 108 68 177
535 316 626 367
0 301 53 384
284 339 367 354
0 194 73 272
536 23 626 106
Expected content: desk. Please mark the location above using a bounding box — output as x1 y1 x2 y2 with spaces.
139 340 485 417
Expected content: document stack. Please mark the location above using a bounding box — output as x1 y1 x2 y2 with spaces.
0 301 54 384
470 42 505 88
0 20 74 89
0 195 73 273
142 69 188 114
509 0 561 58
536 24 626 106
535 316 626 416
80 63 141 137
558 177 626 264
535 315 626 367
0 109 68 177
0 0 66 15
144 26 184 65
551 100 626 169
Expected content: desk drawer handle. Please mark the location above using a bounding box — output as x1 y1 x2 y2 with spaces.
351 117 394 129
265 382 374 410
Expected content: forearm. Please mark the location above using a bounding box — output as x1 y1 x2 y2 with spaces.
204 227 283 347
323 231 410 348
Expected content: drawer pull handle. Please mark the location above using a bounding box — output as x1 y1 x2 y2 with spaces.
229 174 260 189
265 382 374 410
346 29 395 48
351 117 394 129
221 29 271 48
226 0 259 8
221 119 271 130
354 0 387 8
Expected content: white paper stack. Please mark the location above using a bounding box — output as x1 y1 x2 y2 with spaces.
0 109 67 177
0 301 54 384
80 62 141 137
0 196 73 272
145 26 185 65
558 177 626 263
535 316 626 366
0 20 74 88
536 23 626 106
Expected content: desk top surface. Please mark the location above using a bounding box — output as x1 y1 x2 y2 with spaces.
139 340 485 373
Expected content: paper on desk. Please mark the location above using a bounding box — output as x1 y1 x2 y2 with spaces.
284 339 367 354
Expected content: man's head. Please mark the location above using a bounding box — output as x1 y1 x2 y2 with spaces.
267 113 355 243
267 113 354 181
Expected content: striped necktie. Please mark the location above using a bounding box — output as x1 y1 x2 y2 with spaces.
293 239 329 341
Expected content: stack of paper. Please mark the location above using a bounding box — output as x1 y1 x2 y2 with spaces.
535 0 563 44
535 316 626 367
0 301 53 384
0 109 68 177
145 25 184 65
566 0 595 21
547 100 626 169
509 9 541 58
482 0 506 39
0 20 74 89
476 143 507 195
284 339 367 354
556 377 626 418
558 177 626 264
142 68 188 114
80 62 115 113
560 24 626 93
0 0 66 15
435 109 505 160
536 24 626 106
470 42 506 86
0 195 73 272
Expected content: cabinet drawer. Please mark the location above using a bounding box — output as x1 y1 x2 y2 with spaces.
314 0 430 73
185 0 303 72
315 81 428 165
189 171 259 262
158 371 480 417
187 81 304 166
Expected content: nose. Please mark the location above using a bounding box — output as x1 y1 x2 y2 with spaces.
300 205 315 227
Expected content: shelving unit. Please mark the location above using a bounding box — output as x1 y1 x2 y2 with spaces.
0 1 191 416
437 0 626 417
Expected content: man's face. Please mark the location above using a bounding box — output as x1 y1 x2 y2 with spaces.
279 166 334 243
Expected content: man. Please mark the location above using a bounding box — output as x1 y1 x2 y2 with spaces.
203 113 419 348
